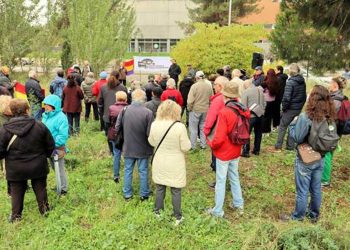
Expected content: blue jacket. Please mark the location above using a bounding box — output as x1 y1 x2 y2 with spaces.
42 95 69 147
289 112 312 145
50 76 67 99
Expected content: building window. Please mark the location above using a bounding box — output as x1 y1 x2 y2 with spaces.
132 39 168 53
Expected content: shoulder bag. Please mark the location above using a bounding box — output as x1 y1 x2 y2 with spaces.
151 121 179 165
115 107 128 150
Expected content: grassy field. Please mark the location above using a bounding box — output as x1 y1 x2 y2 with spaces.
0 73 349 249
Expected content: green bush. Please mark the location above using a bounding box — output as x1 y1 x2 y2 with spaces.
171 23 267 76
277 227 339 250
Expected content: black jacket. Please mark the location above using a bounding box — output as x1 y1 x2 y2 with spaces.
168 64 181 82
277 72 288 100
179 78 194 107
25 78 44 105
282 74 306 111
144 81 160 102
0 116 55 181
0 72 13 96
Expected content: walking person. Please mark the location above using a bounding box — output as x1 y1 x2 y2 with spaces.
81 72 99 122
115 89 154 201
0 99 55 222
274 63 306 151
62 75 84 135
187 71 213 150
207 80 250 217
108 91 128 183
241 79 266 157
49 69 67 100
285 85 339 222
148 100 191 225
42 95 69 195
25 70 44 120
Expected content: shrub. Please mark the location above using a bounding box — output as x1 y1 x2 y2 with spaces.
171 23 267 76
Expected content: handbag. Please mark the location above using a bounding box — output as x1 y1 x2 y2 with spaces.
115 107 127 150
249 88 264 118
297 143 322 165
151 121 179 165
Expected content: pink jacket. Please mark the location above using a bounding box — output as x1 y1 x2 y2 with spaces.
203 93 225 136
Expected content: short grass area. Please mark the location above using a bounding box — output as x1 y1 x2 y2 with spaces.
0 73 349 249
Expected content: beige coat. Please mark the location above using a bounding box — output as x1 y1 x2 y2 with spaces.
187 79 213 113
148 120 191 188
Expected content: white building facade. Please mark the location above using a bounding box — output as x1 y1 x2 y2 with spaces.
128 0 195 53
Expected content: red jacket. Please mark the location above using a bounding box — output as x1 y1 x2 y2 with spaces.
207 101 250 161
203 93 225 136
62 85 84 113
92 79 107 97
161 88 184 106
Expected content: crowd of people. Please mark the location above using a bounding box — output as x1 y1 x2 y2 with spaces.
0 61 348 225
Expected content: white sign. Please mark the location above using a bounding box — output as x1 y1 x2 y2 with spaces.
133 56 171 73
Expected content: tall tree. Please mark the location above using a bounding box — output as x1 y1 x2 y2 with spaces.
270 8 350 74
284 0 350 39
66 0 135 73
0 0 40 68
181 0 257 33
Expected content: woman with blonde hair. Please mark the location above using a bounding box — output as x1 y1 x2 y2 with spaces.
148 100 191 226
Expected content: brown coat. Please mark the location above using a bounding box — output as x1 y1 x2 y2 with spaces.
62 85 84 113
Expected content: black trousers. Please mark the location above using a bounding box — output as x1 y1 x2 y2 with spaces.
243 116 263 155
66 112 81 134
85 102 99 120
9 177 49 220
155 184 182 220
98 107 104 131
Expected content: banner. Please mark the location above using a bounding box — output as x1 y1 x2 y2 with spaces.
124 59 134 75
133 56 171 73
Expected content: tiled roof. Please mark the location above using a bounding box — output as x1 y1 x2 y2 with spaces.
238 0 280 25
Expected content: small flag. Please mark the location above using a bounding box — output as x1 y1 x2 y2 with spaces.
14 81 46 100
124 59 134 75
14 82 27 100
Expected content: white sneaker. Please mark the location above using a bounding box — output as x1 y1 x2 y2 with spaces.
174 217 183 226
229 204 244 215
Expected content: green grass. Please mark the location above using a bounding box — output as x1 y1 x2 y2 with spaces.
0 73 349 249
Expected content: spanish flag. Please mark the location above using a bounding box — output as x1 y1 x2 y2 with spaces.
124 59 134 75
14 82 27 100
14 82 46 100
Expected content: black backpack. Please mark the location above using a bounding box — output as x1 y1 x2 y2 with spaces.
308 118 340 153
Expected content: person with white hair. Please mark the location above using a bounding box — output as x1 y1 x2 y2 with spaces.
274 63 306 151
25 70 44 120
232 69 245 97
160 78 183 106
187 71 214 150
115 89 154 201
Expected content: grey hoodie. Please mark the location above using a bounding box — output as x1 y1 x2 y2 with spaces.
81 77 96 103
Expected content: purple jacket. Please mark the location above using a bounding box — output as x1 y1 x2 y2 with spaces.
108 102 128 126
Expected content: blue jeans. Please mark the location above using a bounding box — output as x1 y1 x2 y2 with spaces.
110 141 122 178
212 158 244 217
123 158 149 198
291 156 324 221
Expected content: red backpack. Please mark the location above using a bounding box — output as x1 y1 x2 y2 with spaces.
337 98 350 135
225 101 251 145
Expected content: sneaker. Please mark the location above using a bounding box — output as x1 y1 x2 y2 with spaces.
124 196 133 202
229 204 244 215
208 182 216 189
140 196 149 202
321 182 330 188
154 212 161 218
206 208 223 218
279 214 291 222
241 153 250 158
174 217 183 226
252 151 260 156
113 177 119 184
60 190 67 196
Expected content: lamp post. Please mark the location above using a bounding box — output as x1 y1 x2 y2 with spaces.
228 0 232 26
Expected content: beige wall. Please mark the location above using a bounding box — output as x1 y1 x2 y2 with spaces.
129 0 195 39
